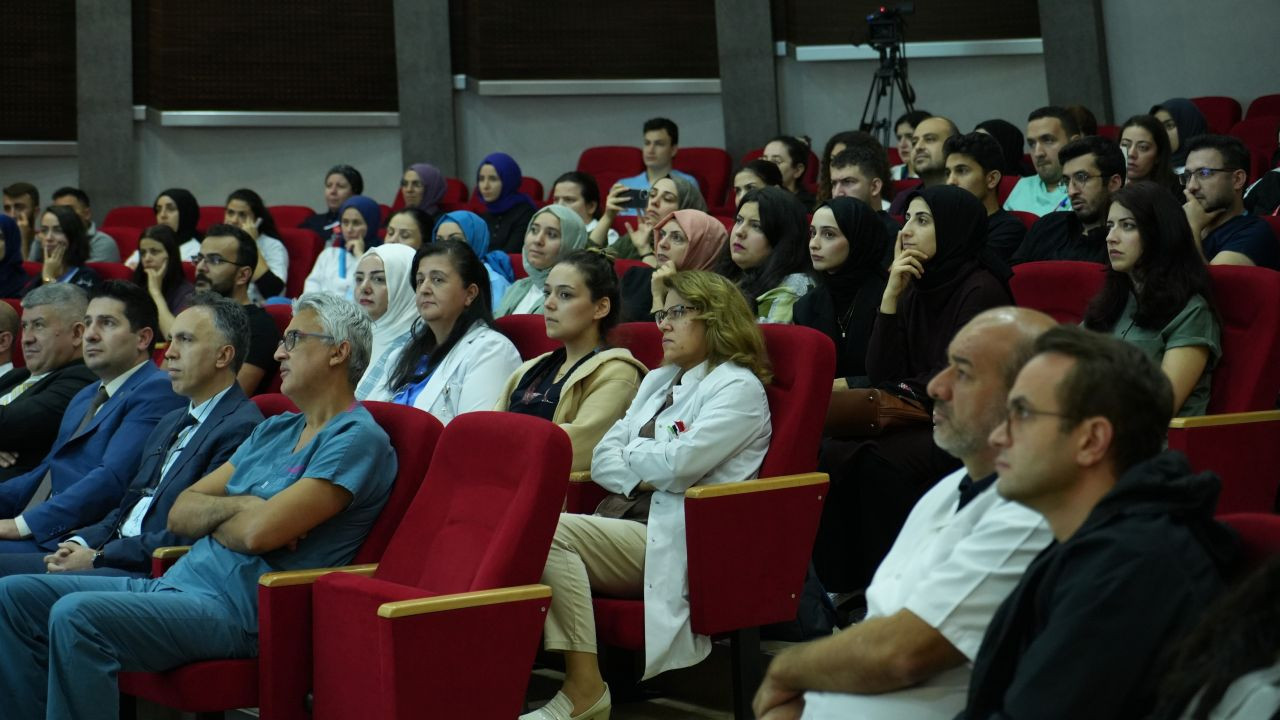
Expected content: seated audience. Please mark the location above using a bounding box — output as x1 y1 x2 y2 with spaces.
793 197 889 385
1084 181 1220 417
817 185 1013 592
594 175 706 262
1003 106 1082 215
193 225 281 395
353 243 421 401
617 117 701 215
124 188 202 269
304 195 382 298
0 301 14 374
476 152 538 254
223 188 289 302
0 284 95 482
497 205 590 316
829 144 900 248
299 164 362 238
0 294 264 577
22 205 101 296
496 250 647 472
1244 123 1280 214
1013 136 1125 265
1151 98 1209 170
398 162 446 227
716 187 814 324
0 292 395 719
619 209 728 324
816 129 877 204
26 187 120 263
432 210 515 309
1119 114 1182 198
0 215 29 298
975 118 1030 179
758 308 1055 720
384 207 432 249
134 225 195 339
381 240 520 423
764 134 816 207
521 270 771 720
957 326 1237 719
552 171 618 246
944 132 1027 261
1065 103 1099 137
890 110 932 181
0 280 184 553
732 158 783 207
3 182 39 260
1182 134 1279 269
890 116 958 213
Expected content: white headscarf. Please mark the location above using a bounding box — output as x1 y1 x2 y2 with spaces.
360 243 419 362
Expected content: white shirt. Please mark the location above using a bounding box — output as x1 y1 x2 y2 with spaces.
802 468 1051 719
585 218 620 245
303 246 357 298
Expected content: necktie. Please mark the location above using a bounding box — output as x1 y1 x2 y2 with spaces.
149 412 199 490
0 377 38 406
22 386 109 512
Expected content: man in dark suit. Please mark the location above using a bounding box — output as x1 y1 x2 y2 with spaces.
0 284 97 482
0 294 264 576
0 280 185 552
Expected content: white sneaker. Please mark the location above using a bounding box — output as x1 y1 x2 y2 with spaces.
520 685 611 720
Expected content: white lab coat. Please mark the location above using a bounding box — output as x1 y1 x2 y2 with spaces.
590 360 771 679
380 322 520 425
304 246 357 298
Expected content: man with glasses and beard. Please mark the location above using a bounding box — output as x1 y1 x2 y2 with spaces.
1181 134 1279 269
191 225 280 394
1012 137 1125 265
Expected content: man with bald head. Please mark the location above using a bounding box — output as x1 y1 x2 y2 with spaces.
888 115 958 214
755 307 1057 720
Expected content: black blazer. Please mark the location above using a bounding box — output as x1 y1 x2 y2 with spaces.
71 383 264 573
0 361 97 482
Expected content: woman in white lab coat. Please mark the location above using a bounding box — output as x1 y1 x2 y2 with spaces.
378 239 519 425
522 270 773 720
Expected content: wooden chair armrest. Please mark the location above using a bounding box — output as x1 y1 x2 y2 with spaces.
377 584 551 619
1169 410 1280 429
685 472 829 499
151 545 191 559
259 563 379 588
569 471 593 484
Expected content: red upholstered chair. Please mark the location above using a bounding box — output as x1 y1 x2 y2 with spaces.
1191 96 1244 135
309 412 571 719
4 298 23 367
1168 266 1280 515
182 262 195 284
103 206 155 228
607 321 663 370
1010 210 1039 230
567 325 834 717
716 215 734 236
443 177 469 204
269 205 315 229
99 225 141 260
997 175 1019 205
1228 118 1280 157
520 177 546 204
196 206 222 234
250 391 299 418
1096 124 1120 140
1219 513 1280 571
891 177 922 201
495 313 557 360
1246 94 1280 120
672 147 733 207
577 146 644 179
1008 261 1107 323
508 252 528 279
87 262 134 282
277 228 322 298
119 401 444 720
21 261 40 279
259 305 293 394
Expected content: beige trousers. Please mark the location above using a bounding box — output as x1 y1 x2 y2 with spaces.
541 513 647 654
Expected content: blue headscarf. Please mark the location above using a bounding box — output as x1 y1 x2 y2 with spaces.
476 152 535 215
0 215 26 298
337 195 383 247
431 211 514 281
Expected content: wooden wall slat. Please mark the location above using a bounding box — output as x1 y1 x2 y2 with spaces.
0 1 77 141
785 0 1041 46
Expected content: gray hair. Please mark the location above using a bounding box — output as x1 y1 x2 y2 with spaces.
186 292 250 373
21 283 89 327
293 293 372 388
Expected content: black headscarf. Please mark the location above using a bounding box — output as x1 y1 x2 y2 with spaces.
904 185 1011 291
1150 98 1209 166
819 197 888 303
154 188 202 246
976 119 1027 178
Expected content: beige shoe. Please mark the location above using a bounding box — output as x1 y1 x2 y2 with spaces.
519 684 611 720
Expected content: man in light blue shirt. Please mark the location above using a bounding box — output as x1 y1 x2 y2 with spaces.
1003 106 1081 216
617 117 700 215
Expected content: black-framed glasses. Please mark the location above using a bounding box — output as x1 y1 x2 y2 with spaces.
277 330 335 352
1004 398 1071 433
1178 167 1234 185
653 304 699 326
190 253 248 268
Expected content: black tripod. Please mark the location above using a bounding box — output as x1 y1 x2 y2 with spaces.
858 42 916 149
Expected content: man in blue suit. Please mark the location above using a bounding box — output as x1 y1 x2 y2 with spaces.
0 294 264 575
0 280 185 552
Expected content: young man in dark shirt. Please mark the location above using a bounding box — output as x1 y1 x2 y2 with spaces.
1012 136 1125 265
1182 134 1279 269
944 132 1026 263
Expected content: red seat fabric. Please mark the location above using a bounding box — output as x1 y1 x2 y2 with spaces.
87 262 134 282
1228 117 1280 158
99 225 141 260
1008 260 1107 324
277 228 321 298
1096 124 1120 140
182 262 195 284
1204 265 1280 414
120 401 444 720
891 177 922 201
508 252 527 279
1219 513 1280 570
250 392 299 418
577 146 644 180
715 215 734 236
672 147 733 207
21 261 40 279
270 205 314 229
103 206 155 228
997 175 1019 206
310 412 571 719
1247 94 1280 120
1010 210 1039 230
443 177 469 204
1191 96 1244 135
608 321 663 370
520 177 545 204
196 206 222 234
494 314 557 360
613 258 648 280
4 298 23 367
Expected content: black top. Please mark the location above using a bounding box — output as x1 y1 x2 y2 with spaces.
986 209 1027 263
0 361 97 482
794 187 817 210
877 212 900 270
507 348 596 422
242 303 282 394
300 210 340 238
793 277 885 383
1203 213 1279 269
1011 211 1108 265
1244 169 1280 217
619 266 657 324
484 203 538 254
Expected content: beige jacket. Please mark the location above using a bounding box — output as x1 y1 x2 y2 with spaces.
496 347 648 471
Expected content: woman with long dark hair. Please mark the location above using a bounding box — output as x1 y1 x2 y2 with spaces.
22 205 100 295
715 186 814 323
133 224 195 338
223 188 288 301
1083 181 1220 416
1119 115 1182 200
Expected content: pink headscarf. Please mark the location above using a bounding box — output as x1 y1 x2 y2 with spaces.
654 209 728 270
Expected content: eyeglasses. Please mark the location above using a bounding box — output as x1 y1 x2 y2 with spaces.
277 330 335 352
1178 167 1234 185
1004 398 1071 434
1066 171 1103 188
653 304 699 326
190 253 247 268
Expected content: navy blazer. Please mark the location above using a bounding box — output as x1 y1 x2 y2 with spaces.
0 361 185 547
73 383 263 573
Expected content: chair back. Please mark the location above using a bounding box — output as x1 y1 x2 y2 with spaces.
1206 265 1280 413
1009 260 1107 324
352 402 444 562
758 325 835 477
508 252 528 279
613 258 648 279
1219 513 1280 573
87 262 134 282
277 228 321 298
100 225 141 259
374 412 571 592
577 146 643 178
250 392 299 418
997 175 1019 205
4 298 22 368
494 314 557 360
608 322 663 370
1246 94 1280 120
103 206 155 228
1229 117 1280 157
1191 96 1244 135
268 205 314 229
1010 210 1038 230
671 147 733 207
197 206 222 234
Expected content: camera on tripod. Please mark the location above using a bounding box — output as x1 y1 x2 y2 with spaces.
856 2 917 145
864 3 914 50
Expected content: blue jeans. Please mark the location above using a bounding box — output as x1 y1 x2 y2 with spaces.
0 574 257 720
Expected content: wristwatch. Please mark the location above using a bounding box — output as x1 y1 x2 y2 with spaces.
91 549 105 569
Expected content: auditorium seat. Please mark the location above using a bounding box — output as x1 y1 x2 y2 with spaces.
277 228 322 298
608 321 663 370
1008 260 1107 323
99 225 141 260
520 177 546 204
997 175 1019 206
21 261 40 279
1228 117 1280 158
1010 210 1039 230
3 298 23 368
613 258 648 279
309 412 570 719
1191 96 1244 135
182 261 195 284
716 215 734 236
103 206 154 228
262 305 293 394
1246 94 1280 120
87 262 133 282
672 147 733 207
577 146 644 180
891 177 922 201
495 314 557 360
1096 124 1119 140
1218 513 1280 572
196 206 222 234
119 400 444 720
270 205 314 229
508 252 528 279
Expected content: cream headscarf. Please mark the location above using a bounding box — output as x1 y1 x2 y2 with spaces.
360 243 419 361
